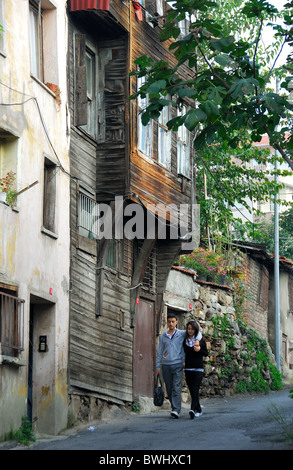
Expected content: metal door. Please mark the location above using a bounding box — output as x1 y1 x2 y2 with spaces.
133 299 154 397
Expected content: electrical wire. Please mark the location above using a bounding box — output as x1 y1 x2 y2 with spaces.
0 79 284 240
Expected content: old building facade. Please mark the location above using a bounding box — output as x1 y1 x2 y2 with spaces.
66 0 195 418
0 0 70 438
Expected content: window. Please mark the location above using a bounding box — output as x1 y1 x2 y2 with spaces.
137 76 152 158
106 239 123 269
158 103 171 168
29 0 58 84
29 1 43 80
43 157 56 234
177 106 190 177
0 288 25 357
78 188 96 240
178 15 189 38
81 49 97 138
0 131 18 204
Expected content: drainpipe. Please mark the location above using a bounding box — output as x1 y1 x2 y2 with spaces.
274 157 281 371
274 77 281 372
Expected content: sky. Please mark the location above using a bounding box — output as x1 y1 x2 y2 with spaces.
264 0 291 67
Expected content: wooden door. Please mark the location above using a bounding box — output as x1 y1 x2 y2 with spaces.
133 299 154 397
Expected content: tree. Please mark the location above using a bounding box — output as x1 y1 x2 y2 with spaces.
130 0 293 245
262 205 293 260
131 0 293 166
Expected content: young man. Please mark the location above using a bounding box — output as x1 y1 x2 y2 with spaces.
156 314 189 418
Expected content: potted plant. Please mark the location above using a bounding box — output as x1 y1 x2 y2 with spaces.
0 171 17 205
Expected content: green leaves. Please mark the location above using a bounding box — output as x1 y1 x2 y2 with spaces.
130 0 293 173
229 78 259 98
146 80 167 94
185 108 207 129
241 0 279 19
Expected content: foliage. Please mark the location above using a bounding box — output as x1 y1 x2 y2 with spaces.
210 313 282 394
0 171 17 205
268 402 293 440
260 204 293 261
130 0 293 242
5 416 35 446
175 246 228 279
131 0 293 164
195 142 292 246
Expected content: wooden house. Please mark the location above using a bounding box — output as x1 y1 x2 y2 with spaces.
67 0 195 412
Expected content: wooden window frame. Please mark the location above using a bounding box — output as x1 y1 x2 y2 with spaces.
137 76 153 158
177 105 190 177
0 288 25 358
43 156 57 235
158 102 171 169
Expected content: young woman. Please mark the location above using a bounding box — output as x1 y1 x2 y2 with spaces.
183 321 208 419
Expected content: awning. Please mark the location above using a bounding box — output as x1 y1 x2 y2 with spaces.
69 0 110 11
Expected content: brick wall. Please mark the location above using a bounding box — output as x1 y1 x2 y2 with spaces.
241 255 269 340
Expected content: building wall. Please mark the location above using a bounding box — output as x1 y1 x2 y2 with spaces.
0 0 70 439
241 255 269 340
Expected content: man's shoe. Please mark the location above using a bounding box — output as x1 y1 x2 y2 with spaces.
189 410 195 419
170 411 179 419
194 412 202 417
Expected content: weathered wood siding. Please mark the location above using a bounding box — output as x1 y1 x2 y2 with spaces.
68 19 133 403
67 1 194 406
96 39 128 199
129 7 194 209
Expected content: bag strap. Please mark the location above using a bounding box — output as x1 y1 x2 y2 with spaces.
156 374 162 386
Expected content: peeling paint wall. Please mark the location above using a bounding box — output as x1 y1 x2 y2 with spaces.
0 0 70 439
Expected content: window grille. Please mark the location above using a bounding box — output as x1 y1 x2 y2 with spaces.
0 291 25 357
78 189 96 239
137 241 157 293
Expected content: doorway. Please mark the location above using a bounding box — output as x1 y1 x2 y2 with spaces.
28 295 55 433
133 299 155 397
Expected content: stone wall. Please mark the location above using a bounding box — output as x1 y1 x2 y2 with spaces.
164 268 279 401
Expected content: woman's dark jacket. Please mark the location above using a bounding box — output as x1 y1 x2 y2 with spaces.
183 338 209 369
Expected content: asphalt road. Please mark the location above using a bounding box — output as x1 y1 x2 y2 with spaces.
20 388 293 452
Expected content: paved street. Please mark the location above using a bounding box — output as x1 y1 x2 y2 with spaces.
19 388 293 453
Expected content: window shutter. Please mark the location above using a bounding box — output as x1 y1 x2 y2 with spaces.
74 34 87 126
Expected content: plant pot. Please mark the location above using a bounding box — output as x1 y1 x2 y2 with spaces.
0 192 6 202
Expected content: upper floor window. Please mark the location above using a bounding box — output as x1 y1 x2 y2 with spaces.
177 106 190 177
137 76 152 158
81 48 97 138
158 103 171 168
29 0 58 85
29 1 42 79
43 156 57 234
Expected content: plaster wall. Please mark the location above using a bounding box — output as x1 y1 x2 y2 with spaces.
0 0 70 438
